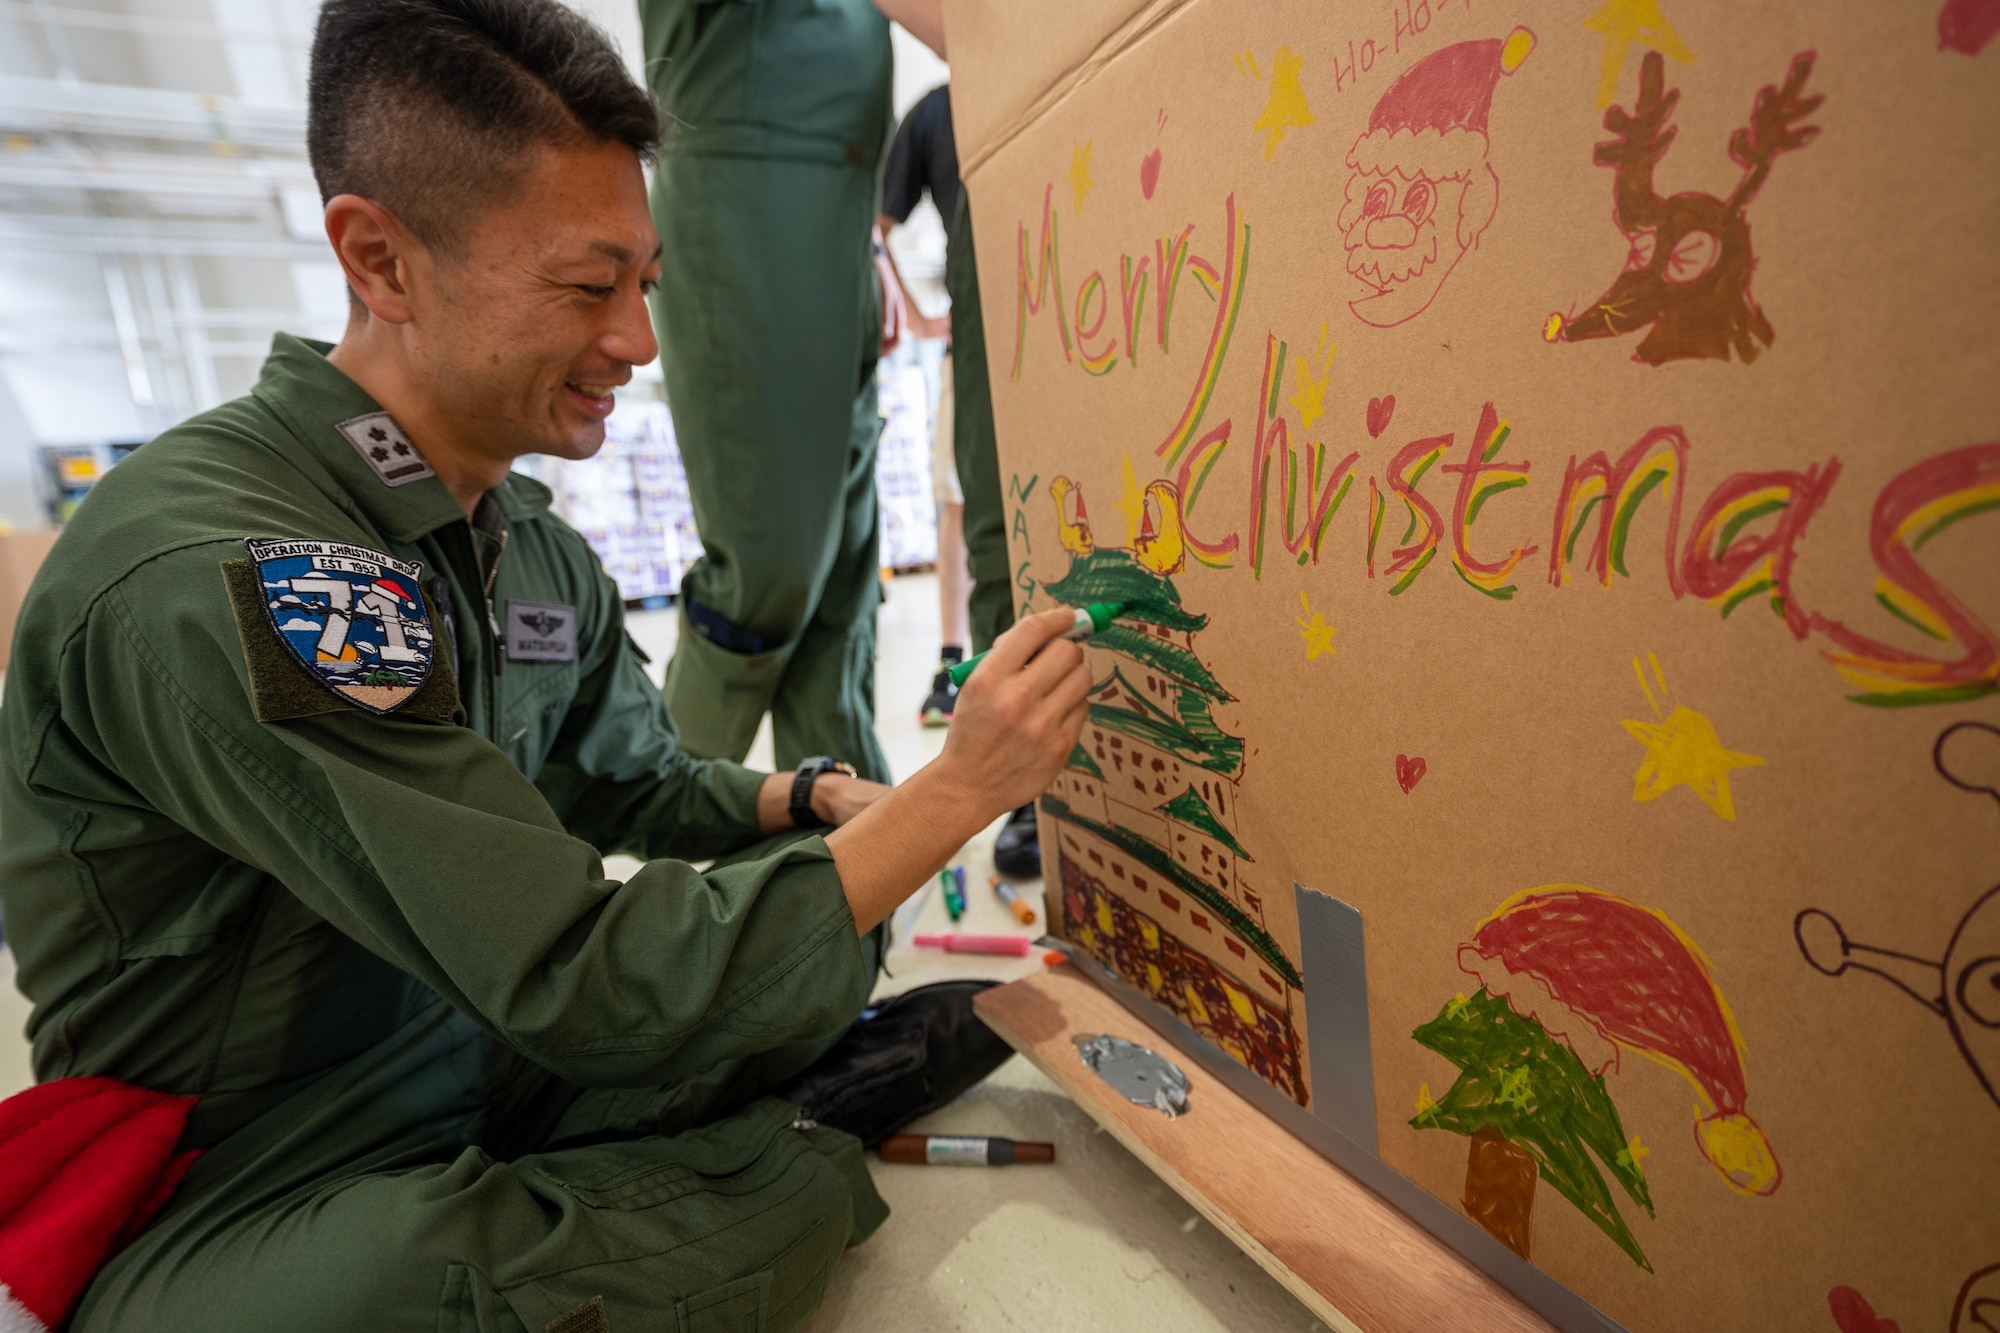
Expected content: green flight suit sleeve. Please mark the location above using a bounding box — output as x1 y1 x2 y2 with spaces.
532 551 770 864
63 544 870 1090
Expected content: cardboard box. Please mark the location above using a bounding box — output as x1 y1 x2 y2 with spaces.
0 529 59 673
946 3 1996 1329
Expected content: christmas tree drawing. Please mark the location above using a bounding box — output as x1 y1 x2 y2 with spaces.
1040 476 1307 1104
1413 887 1781 1269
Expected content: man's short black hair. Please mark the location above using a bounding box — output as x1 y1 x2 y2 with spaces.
307 0 659 253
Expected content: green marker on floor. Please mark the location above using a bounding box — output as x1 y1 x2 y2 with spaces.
946 602 1126 688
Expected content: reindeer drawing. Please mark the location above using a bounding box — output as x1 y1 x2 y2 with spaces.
1545 49 1822 366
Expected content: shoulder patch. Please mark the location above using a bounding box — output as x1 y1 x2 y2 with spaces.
335 412 434 487
223 540 458 723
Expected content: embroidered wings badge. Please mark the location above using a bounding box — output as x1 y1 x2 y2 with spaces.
248 538 436 713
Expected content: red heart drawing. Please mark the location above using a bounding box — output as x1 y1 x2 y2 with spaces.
1139 149 1163 200
1940 0 2000 53
1367 394 1396 439
1395 754 1426 794
1827 1286 1901 1333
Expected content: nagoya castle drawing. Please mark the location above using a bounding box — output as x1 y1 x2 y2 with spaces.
1040 476 1307 1104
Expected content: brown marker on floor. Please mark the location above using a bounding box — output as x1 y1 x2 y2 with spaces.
878 1133 1055 1166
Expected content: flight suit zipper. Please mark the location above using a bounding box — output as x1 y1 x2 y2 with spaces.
482 525 509 679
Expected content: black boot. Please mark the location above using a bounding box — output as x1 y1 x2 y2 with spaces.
772 980 1015 1145
992 803 1039 879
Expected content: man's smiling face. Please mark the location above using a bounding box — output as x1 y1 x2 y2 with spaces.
406 136 661 464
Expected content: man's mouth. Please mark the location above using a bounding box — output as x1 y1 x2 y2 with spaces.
564 380 621 417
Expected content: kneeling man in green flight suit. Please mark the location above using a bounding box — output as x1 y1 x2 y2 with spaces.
0 0 1091 1327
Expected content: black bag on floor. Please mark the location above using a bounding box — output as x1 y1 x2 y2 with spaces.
774 980 1016 1146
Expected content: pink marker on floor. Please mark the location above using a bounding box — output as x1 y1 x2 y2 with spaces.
911 933 1035 956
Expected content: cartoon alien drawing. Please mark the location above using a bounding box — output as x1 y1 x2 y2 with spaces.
1545 49 1821 365
1955 1262 2000 1333
1336 28 1536 328
1795 722 2000 1111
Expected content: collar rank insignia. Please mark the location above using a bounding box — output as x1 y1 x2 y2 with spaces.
248 539 436 713
335 412 434 487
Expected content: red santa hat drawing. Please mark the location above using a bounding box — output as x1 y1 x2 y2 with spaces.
1338 27 1536 327
1459 887 1781 1198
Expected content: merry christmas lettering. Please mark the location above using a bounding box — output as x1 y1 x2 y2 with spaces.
1009 188 2000 708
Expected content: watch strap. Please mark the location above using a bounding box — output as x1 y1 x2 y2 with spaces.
789 756 854 829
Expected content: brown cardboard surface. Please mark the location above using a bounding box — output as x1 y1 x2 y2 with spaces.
0 530 59 672
945 2 1998 1329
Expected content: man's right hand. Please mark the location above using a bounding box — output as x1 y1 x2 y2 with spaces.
824 608 1093 932
932 609 1093 814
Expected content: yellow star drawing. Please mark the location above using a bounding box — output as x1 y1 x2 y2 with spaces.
1621 652 1764 821
1114 453 1145 547
1295 590 1337 661
1252 46 1316 160
1066 141 1095 217
1615 1135 1652 1170
1583 0 1696 110
1414 1081 1440 1124
1289 322 1335 429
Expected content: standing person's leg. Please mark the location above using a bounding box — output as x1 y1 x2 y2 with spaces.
947 192 1039 872
935 350 970 652
935 504 968 648
922 349 969 727
649 154 875 767
947 192 1016 658
767 367 892 782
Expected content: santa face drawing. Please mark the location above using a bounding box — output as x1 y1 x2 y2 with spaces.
1338 164 1492 328
1336 28 1534 329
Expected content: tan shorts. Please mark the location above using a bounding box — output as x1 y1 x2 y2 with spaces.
932 350 962 507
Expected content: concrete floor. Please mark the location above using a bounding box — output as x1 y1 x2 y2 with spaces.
0 572 1319 1331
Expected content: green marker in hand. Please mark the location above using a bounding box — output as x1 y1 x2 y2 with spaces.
947 601 1126 688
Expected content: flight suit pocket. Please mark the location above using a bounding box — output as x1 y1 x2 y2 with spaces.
675 1271 771 1333
543 1098 799 1212
498 660 579 781
511 1102 853 1330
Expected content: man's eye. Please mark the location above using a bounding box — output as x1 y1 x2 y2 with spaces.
639 279 659 298
576 285 615 300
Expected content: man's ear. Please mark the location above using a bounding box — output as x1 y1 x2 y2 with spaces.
325 194 419 325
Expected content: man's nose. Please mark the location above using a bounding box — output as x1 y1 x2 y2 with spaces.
604 287 659 368
1365 215 1418 249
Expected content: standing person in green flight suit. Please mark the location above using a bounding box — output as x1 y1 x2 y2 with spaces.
639 0 947 785
870 77 1041 876
0 0 1092 1326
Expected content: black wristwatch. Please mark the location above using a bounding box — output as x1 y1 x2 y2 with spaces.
790 755 858 829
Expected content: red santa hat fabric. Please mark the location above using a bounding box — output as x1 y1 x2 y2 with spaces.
0 1079 198 1332
1347 28 1536 179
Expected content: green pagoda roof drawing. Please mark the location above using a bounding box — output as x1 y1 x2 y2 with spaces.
1067 744 1104 779
1043 550 1207 634
1092 663 1176 725
1089 694 1245 776
1091 623 1232 703
1086 663 1245 776
1159 785 1252 860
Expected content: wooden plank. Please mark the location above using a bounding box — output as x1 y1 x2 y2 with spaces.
974 964 1556 1333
